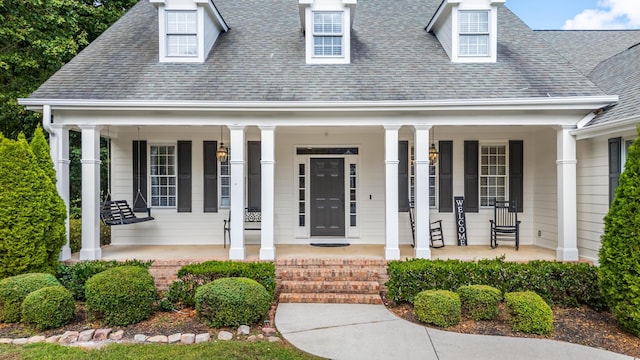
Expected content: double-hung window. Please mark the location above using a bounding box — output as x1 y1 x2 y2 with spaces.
459 11 489 57
410 147 437 208
150 145 177 207
480 144 507 206
166 11 197 57
313 12 343 57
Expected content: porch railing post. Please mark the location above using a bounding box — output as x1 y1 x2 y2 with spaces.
259 125 275 260
79 125 102 260
414 125 432 259
556 126 579 261
384 125 401 260
229 125 246 260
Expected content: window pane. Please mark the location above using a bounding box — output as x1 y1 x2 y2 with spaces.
459 35 489 56
460 11 489 33
314 12 342 34
314 36 342 57
167 11 197 33
167 35 197 57
150 145 177 208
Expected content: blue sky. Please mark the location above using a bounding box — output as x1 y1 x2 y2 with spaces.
506 0 640 30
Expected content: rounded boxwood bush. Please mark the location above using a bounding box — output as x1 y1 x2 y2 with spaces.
195 277 272 327
21 286 75 330
85 266 156 326
414 289 461 328
0 273 60 323
504 291 553 335
457 285 502 320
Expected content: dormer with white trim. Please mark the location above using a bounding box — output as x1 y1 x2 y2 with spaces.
299 0 357 65
426 0 505 63
151 0 229 63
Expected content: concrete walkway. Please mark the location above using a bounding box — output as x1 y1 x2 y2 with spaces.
276 303 636 360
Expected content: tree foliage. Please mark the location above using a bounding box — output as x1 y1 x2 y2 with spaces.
0 0 138 139
0 132 66 278
599 128 640 336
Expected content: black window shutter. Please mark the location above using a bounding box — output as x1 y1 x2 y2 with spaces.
509 140 524 212
464 141 479 212
177 141 192 212
609 137 622 204
439 140 453 212
398 141 409 212
132 140 148 212
247 141 261 211
203 141 218 212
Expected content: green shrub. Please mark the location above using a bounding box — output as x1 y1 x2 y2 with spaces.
195 277 271 328
85 266 156 326
0 134 66 277
21 286 75 330
56 259 153 301
504 291 553 335
599 130 640 336
386 258 605 310
168 260 275 308
413 290 461 328
0 273 60 323
457 285 501 320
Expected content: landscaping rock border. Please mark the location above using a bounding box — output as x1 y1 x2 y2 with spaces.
0 326 280 349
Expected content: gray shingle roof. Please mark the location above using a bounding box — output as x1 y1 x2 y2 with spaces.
29 0 605 102
588 44 640 126
536 30 640 76
538 30 640 126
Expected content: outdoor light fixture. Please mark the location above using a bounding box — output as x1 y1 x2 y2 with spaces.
217 127 228 162
429 127 439 164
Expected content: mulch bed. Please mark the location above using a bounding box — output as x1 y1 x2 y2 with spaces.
1 302 638 358
387 302 640 358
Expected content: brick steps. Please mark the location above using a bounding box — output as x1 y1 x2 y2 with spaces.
276 259 388 304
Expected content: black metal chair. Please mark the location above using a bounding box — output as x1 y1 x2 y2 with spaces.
408 202 445 248
490 200 520 250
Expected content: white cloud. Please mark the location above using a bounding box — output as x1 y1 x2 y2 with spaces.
562 0 640 30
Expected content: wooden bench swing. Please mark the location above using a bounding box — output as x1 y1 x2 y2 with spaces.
99 132 154 226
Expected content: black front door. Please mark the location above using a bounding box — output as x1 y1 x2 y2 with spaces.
310 158 345 236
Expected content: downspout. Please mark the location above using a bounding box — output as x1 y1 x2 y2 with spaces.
42 104 54 135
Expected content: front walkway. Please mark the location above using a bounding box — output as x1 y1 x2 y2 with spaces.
276 303 632 360
73 244 558 262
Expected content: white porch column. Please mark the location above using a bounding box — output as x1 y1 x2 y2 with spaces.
50 123 72 260
229 125 246 260
414 126 432 259
79 125 102 260
384 125 401 260
259 126 276 260
556 126 579 261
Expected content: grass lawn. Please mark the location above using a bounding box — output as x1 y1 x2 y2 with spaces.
0 341 322 360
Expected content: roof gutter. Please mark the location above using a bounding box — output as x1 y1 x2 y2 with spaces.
18 96 618 113
571 114 640 140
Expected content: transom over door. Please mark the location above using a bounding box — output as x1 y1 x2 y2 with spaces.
310 158 345 236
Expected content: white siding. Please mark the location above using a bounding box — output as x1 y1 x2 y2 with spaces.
531 128 558 250
576 136 609 262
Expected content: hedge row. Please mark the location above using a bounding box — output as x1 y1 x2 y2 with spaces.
168 260 276 307
386 258 605 310
56 259 154 301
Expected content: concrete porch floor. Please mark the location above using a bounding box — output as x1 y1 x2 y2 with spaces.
71 244 558 262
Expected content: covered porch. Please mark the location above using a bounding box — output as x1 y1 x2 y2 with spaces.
70 244 559 262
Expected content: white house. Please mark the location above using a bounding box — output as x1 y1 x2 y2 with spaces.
19 0 639 263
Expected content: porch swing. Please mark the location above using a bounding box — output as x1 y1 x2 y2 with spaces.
100 128 155 226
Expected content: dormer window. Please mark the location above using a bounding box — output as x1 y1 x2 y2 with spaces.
166 11 198 57
426 0 504 63
151 0 229 63
459 11 489 57
299 0 356 65
313 12 343 57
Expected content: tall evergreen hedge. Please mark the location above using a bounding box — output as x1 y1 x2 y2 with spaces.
0 132 66 277
599 129 640 336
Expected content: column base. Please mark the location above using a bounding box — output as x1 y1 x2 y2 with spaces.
79 247 102 261
259 247 275 261
59 245 72 261
229 246 246 260
414 247 431 259
384 247 400 260
556 247 579 261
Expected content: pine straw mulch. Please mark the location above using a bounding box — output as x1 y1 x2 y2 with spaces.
386 301 640 358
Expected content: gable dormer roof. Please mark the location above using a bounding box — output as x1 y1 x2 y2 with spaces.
151 0 229 63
